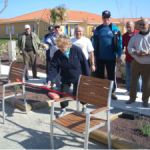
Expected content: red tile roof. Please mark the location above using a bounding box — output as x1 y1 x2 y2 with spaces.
0 8 120 24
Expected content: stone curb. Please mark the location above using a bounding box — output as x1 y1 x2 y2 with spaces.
89 112 146 149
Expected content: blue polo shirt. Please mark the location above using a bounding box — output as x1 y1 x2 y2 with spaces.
97 25 116 60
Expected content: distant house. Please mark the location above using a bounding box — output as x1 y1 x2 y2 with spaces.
0 8 122 39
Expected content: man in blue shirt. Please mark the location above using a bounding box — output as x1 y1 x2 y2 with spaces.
93 10 122 100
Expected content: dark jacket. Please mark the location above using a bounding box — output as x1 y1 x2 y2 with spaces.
122 29 139 62
48 44 91 83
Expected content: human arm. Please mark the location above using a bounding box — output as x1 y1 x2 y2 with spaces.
89 51 95 72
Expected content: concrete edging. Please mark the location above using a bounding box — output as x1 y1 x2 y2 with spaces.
89 113 146 149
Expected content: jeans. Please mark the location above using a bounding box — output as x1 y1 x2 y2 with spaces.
126 62 142 92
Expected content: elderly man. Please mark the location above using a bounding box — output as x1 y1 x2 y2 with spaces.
127 18 150 107
18 24 40 80
122 21 142 95
93 10 122 100
42 23 63 90
71 25 95 72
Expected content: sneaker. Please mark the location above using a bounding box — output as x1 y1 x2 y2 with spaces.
82 107 87 114
124 91 129 95
57 109 66 118
111 92 117 100
143 102 149 107
126 100 135 104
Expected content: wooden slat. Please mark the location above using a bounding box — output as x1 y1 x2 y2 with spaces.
78 93 108 105
11 62 25 69
80 78 110 88
90 107 109 114
79 83 109 93
78 97 107 108
5 82 22 86
81 75 111 84
54 112 106 134
55 97 73 102
78 88 108 97
78 91 108 102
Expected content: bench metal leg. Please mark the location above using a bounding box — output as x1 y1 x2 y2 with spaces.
2 86 5 124
107 111 111 149
22 85 28 114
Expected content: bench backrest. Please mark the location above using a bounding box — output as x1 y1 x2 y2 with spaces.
8 62 26 82
77 75 113 108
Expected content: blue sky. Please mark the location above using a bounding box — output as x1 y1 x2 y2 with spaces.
0 0 149 19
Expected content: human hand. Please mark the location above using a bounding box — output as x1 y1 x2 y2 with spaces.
116 57 122 64
46 81 51 88
90 64 96 72
41 43 47 48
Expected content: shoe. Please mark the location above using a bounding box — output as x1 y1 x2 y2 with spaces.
143 102 149 107
124 91 129 95
33 76 40 79
82 107 87 113
111 92 117 100
126 99 135 104
57 109 66 118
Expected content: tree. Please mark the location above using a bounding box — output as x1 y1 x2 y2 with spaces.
0 0 8 14
50 9 60 25
56 4 68 25
50 4 68 25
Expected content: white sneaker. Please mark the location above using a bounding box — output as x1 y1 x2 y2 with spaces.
124 91 129 95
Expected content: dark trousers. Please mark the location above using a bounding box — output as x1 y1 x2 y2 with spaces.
96 59 116 93
46 57 51 82
23 50 37 79
60 81 85 108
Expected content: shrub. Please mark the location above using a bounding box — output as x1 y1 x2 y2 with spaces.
14 84 20 90
37 49 46 66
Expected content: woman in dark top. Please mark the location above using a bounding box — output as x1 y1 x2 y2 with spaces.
47 34 91 118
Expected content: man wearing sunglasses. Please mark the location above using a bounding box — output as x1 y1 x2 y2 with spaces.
93 10 122 100
42 23 63 90
127 18 150 107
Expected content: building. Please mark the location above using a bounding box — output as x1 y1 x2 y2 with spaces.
0 8 122 40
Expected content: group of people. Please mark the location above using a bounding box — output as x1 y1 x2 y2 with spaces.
18 10 150 118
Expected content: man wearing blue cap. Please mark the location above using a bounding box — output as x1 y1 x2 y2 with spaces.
93 10 122 100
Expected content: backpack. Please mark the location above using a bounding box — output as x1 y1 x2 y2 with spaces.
94 23 121 57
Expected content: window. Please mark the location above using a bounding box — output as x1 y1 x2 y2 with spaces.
5 26 8 35
31 24 35 32
11 25 14 35
45 24 48 30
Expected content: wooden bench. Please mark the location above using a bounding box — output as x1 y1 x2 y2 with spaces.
0 62 28 124
50 75 114 149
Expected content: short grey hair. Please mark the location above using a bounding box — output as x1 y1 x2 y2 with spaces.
140 18 149 24
126 21 135 26
74 25 84 31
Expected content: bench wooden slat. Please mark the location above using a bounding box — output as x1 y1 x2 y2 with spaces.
54 112 106 134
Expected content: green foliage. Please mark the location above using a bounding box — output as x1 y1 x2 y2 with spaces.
50 4 68 25
139 116 150 136
14 84 20 90
37 50 46 66
35 94 40 99
50 9 60 25
140 124 150 136
15 46 23 63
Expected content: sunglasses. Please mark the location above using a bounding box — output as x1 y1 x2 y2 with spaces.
103 16 110 19
54 26 60 29
139 24 146 26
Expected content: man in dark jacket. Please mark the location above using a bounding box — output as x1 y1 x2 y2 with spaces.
122 21 142 95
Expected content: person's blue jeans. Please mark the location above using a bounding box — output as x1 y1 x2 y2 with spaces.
126 62 142 92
